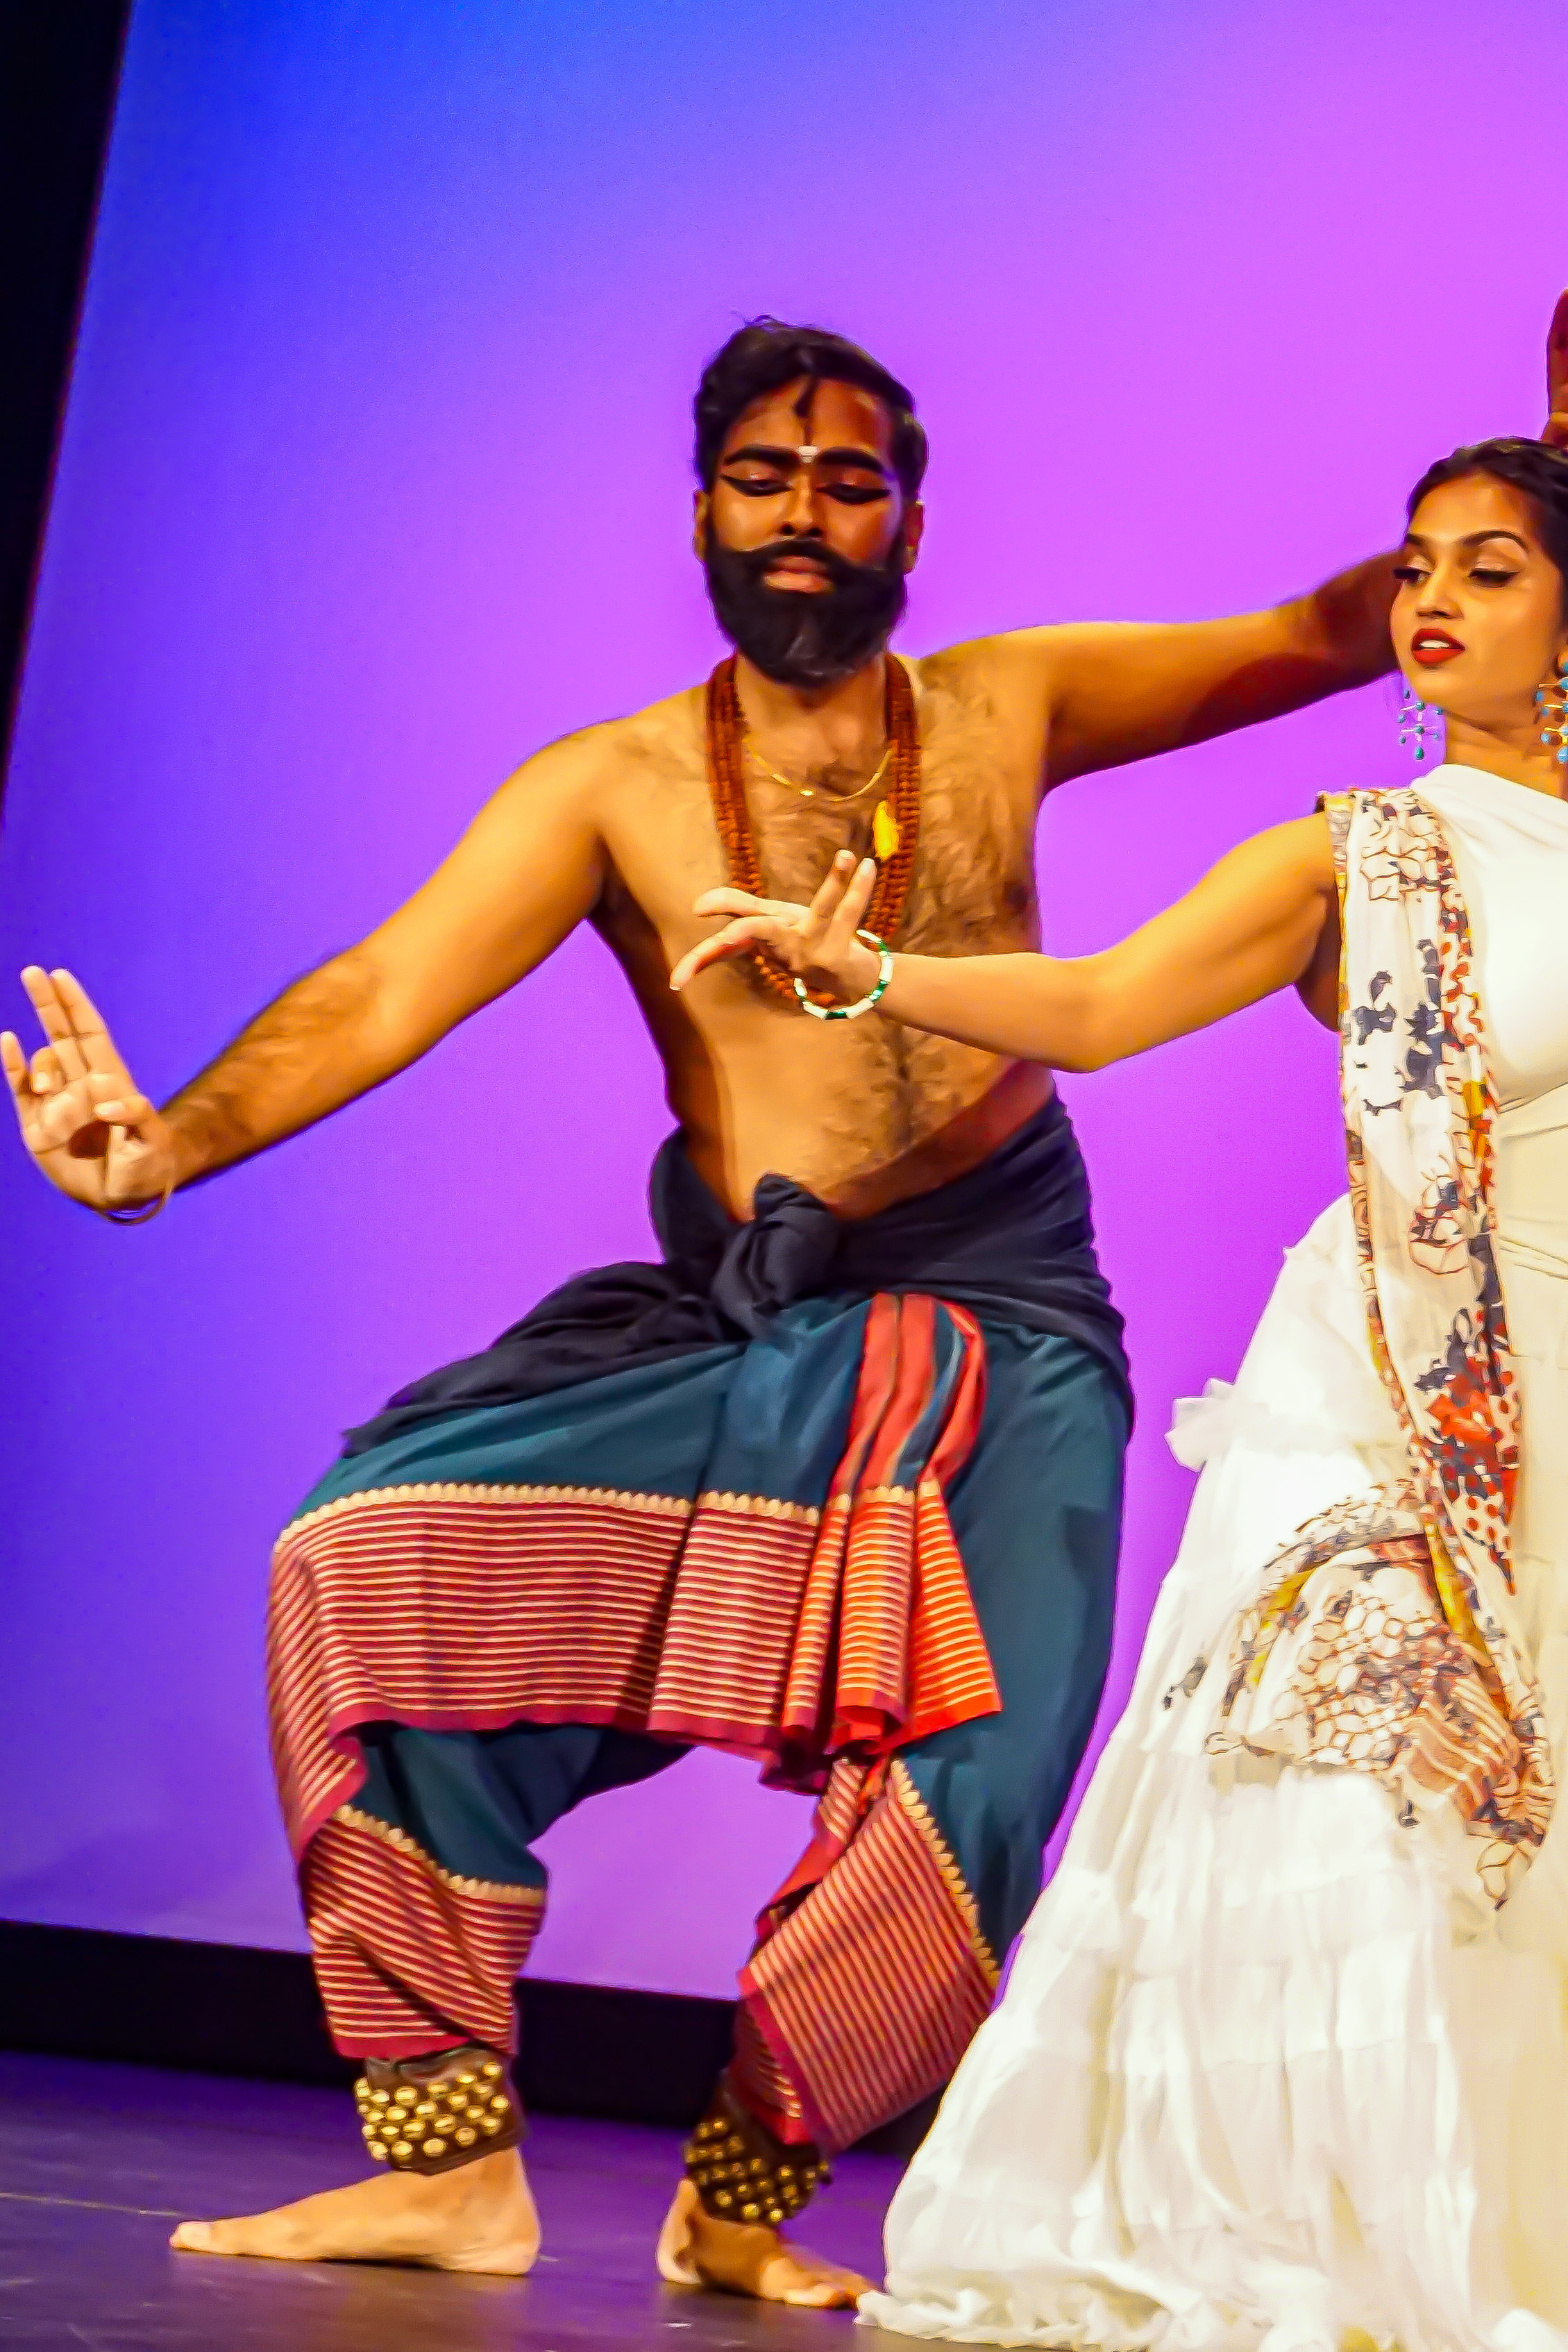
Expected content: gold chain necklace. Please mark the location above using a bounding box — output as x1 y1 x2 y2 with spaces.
705 655 921 1002
743 738 893 805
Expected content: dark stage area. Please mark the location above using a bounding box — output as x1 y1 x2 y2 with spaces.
0 2051 909 2349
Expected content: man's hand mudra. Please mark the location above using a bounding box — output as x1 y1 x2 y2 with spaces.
2 967 178 1213
671 851 883 1005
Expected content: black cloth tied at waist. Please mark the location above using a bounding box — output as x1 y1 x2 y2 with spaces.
344 1092 1130 1456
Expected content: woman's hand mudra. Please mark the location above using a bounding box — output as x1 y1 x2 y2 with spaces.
670 852 884 1005
2 966 179 1212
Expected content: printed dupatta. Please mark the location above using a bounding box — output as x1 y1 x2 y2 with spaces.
1211 788 1553 1901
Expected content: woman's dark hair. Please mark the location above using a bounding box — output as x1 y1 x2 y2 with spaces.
694 319 927 497
1407 436 1568 589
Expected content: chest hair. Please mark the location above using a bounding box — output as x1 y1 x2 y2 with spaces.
747 723 1037 977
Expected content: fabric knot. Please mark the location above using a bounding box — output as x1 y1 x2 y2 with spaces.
712 1175 840 1337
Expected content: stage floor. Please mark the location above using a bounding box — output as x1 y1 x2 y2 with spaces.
0 2050 913 2348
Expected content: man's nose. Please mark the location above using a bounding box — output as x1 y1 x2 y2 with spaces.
777 468 821 535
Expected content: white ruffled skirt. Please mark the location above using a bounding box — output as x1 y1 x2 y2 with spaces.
862 1181 1568 2352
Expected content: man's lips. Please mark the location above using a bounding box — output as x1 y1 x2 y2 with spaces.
764 553 833 593
1411 630 1464 668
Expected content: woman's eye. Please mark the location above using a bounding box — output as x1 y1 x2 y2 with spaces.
1469 566 1518 587
1391 565 1428 585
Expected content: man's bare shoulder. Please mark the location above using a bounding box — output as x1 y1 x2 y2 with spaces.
905 636 1056 784
606 682 707 770
492 684 705 809
909 628 1078 728
913 625 1072 694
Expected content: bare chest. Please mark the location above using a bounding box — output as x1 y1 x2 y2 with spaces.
602 700 1041 973
591 678 1046 1186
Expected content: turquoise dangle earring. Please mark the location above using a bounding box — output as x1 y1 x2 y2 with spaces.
1536 658 1568 766
1397 678 1441 763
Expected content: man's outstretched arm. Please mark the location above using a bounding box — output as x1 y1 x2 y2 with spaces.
2 729 611 1211
983 288 1568 790
1025 549 1399 787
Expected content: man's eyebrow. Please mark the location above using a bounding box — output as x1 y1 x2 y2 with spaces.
1402 528 1531 553
720 442 892 474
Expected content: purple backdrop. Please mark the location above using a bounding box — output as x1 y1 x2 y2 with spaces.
2 0 1564 1997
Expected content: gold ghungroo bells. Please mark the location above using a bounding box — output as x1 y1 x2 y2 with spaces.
353 2045 523 2177
683 2074 830 2228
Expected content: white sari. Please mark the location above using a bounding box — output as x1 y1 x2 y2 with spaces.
863 768 1568 2352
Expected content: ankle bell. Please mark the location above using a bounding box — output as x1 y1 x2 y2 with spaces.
683 2074 830 2227
353 2044 523 2177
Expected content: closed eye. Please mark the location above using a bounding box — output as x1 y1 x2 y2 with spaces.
721 471 789 498
719 471 890 507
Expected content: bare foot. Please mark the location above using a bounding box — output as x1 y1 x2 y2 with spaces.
656 2177 869 2308
169 2147 539 2275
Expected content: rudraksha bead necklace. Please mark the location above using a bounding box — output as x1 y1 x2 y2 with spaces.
704 652 922 1007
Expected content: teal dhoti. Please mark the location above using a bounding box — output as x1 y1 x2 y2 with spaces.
268 1100 1129 2153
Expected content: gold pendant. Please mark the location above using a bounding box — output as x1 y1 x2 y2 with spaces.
872 798 900 863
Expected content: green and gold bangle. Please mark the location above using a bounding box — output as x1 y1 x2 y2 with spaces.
793 932 893 1023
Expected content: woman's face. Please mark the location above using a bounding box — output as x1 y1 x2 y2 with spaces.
1391 474 1567 725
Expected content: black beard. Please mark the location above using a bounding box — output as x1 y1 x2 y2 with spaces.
702 537 907 688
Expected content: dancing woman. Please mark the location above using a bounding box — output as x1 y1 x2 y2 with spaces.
671 434 1568 2349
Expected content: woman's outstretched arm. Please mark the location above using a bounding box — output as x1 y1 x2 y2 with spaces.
671 815 1338 1070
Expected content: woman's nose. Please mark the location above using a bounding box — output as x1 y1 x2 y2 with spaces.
1416 569 1460 612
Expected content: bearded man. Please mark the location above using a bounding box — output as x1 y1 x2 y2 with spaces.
9 313 1527 2305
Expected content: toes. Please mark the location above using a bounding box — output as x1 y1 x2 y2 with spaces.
169 2221 214 2252
766 2256 866 2307
790 2266 870 2308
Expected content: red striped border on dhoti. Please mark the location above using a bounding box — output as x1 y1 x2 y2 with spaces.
781 1296 997 1761
270 1302 997 1861
269 1293 1002 2073
302 1803 546 2056
269 1480 821 1854
739 1757 998 2152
